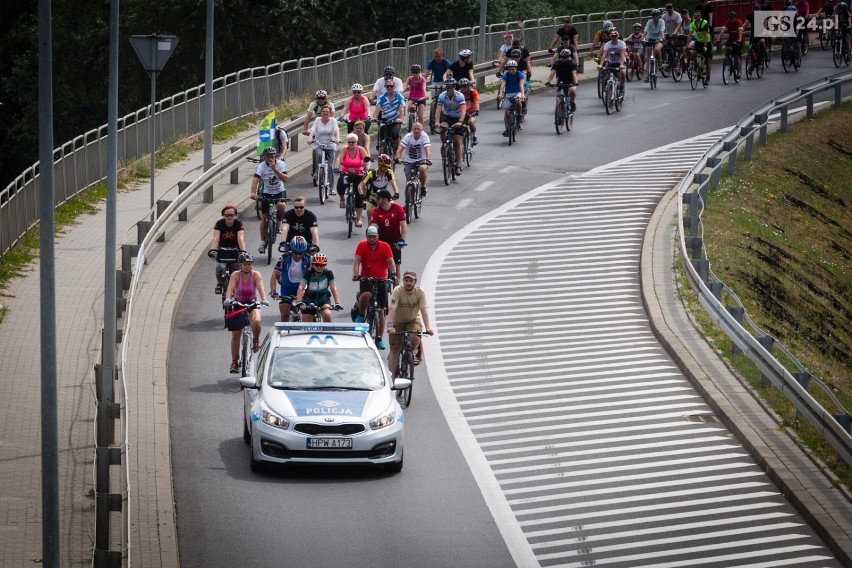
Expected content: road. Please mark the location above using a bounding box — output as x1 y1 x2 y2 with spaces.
169 53 852 567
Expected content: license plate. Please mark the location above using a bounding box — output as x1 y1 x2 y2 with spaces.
307 437 352 449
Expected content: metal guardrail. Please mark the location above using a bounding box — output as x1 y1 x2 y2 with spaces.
0 9 670 262
676 69 852 466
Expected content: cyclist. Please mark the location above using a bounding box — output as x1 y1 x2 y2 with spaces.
280 196 319 248
425 49 452 84
696 0 715 32
458 78 480 146
625 23 646 72
495 31 514 70
359 154 399 212
435 79 466 175
839 1 852 57
688 9 714 82
294 253 342 323
716 11 744 78
352 120 371 160
498 60 526 137
250 147 288 255
371 65 404 103
449 49 475 82
663 3 684 37
372 78 406 155
370 188 408 268
599 30 627 95
395 121 432 197
301 90 335 137
340 83 371 134
744 3 768 63
307 105 340 193
550 35 580 65
352 225 397 350
224 252 268 372
387 271 434 379
207 203 246 294
548 18 580 53
590 20 616 59
644 9 666 81
270 236 312 322
335 133 369 223
404 64 428 127
545 49 579 112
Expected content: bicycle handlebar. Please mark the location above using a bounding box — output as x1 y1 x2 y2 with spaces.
390 330 433 336
227 299 269 309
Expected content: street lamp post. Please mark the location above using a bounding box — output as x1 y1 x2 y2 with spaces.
129 34 179 220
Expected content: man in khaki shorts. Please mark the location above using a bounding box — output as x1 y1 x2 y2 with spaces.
386 271 434 378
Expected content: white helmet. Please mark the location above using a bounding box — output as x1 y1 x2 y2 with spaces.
459 49 472 58
506 60 519 68
602 20 614 32
351 83 363 92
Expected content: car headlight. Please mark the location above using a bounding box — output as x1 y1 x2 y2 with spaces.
260 402 289 430
370 408 397 430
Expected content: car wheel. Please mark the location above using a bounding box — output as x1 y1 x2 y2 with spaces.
243 418 251 445
384 451 403 473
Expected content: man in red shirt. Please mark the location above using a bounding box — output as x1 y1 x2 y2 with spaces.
352 224 396 350
370 189 408 268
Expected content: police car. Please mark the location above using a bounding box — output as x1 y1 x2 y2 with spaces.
239 322 410 473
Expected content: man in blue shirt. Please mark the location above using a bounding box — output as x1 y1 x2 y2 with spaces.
435 79 467 175
372 80 407 155
498 60 526 137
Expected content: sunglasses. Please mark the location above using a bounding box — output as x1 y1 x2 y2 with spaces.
293 206 305 210
223 213 235 217
385 84 395 88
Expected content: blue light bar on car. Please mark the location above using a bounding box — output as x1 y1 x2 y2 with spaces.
274 322 370 334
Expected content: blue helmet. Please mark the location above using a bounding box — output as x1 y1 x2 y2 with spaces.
290 235 309 253
785 4 797 9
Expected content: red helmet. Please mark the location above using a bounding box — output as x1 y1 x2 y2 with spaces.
378 154 392 166
311 253 328 266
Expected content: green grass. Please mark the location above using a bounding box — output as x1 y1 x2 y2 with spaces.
675 100 852 487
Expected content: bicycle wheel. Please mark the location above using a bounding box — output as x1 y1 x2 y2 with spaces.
615 84 623 112
396 351 413 408
794 51 801 71
511 112 518 142
650 60 656 89
254 199 262 220
240 332 250 377
802 35 809 55
625 58 633 82
413 183 422 220
597 69 605 99
404 182 414 222
821 32 828 51
554 99 563 135
505 113 513 146
604 82 613 115
689 62 698 90
346 194 354 238
672 53 683 82
834 40 842 67
407 111 414 133
722 57 731 85
266 219 275 265
782 44 791 72
463 131 472 167
449 143 457 180
660 48 671 78
442 146 451 184
565 109 574 132
318 167 327 204
634 61 643 81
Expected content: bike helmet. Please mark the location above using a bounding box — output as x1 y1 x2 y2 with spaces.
384 65 395 74
510 48 522 57
785 4 797 9
559 48 572 58
351 83 363 92
378 153 392 166
290 236 308 253
262 147 276 159
603 20 614 32
840 1 847 6
729 10 738 17
633 22 642 29
651 8 662 16
444 78 457 88
315 89 327 98
410 64 421 73
506 59 519 67
238 252 254 264
458 78 471 86
311 253 328 266
459 49 472 58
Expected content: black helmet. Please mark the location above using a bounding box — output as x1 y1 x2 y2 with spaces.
410 64 421 73
458 78 470 86
510 48 522 57
262 147 276 159
444 78 457 88
384 65 395 74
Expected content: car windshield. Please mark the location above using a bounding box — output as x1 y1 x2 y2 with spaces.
267 347 385 390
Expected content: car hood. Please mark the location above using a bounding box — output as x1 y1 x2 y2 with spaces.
264 389 391 420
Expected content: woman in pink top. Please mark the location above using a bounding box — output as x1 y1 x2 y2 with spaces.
341 83 371 134
335 133 370 224
224 252 267 373
404 64 428 127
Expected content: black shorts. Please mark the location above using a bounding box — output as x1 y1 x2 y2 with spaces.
725 40 743 56
359 278 389 310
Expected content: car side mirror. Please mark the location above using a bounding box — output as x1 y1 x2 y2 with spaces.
239 376 259 389
391 378 412 391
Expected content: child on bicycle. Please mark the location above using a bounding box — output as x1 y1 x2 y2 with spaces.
294 253 342 323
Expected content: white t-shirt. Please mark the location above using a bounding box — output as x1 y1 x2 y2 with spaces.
602 40 627 64
662 11 683 35
372 76 404 99
309 118 340 146
399 132 431 163
254 159 288 195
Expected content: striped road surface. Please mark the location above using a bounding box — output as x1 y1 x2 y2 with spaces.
422 131 840 568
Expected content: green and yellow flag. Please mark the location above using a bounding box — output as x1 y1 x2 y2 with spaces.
257 111 276 155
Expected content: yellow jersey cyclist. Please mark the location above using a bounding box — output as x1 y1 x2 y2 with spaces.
688 9 714 82
359 154 399 212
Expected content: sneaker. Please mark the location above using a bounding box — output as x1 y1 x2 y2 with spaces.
329 189 337 196
252 338 260 352
502 130 509 137
376 339 386 350
455 167 462 176
229 360 238 374
471 135 478 146
258 241 266 254
312 175 318 187
421 186 427 197
354 314 366 323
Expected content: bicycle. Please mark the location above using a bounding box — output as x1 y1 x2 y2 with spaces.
461 118 475 168
647 44 659 89
594 58 606 99
210 247 240 308
721 41 741 85
310 141 336 205
294 302 343 323
745 42 765 79
660 35 685 82
626 43 644 82
500 94 523 145
391 330 430 408
257 195 289 265
375 119 398 171
781 37 801 72
601 66 624 115
427 84 444 133
337 170 359 238
437 124 458 183
398 159 430 222
833 31 851 68
226 299 266 378
687 51 709 90
546 82 575 134
820 20 833 51
357 277 394 347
